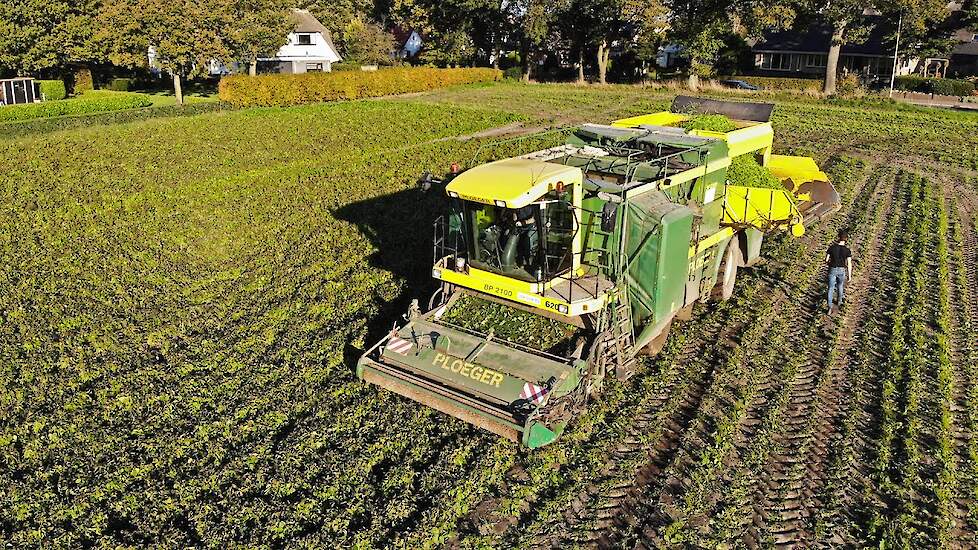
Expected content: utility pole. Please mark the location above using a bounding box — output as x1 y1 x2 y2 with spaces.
889 12 902 98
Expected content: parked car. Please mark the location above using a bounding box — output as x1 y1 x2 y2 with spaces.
720 79 760 90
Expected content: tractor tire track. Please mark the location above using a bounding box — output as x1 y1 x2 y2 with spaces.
809 169 913 546
556 307 743 547
742 166 896 547
521 281 802 548
616 157 877 548
520 157 874 548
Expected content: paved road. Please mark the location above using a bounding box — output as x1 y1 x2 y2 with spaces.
891 90 978 111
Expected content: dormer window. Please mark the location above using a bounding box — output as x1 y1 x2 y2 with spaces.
297 34 312 45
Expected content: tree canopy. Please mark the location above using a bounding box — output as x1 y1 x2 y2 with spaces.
0 0 104 77
0 0 966 91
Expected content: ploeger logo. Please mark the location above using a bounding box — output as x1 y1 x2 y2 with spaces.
457 193 492 205
432 352 505 387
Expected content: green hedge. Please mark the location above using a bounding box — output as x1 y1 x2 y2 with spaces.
726 76 824 91
894 75 975 96
108 78 132 92
503 67 523 80
74 68 94 93
37 80 67 101
218 67 502 107
0 102 226 139
0 91 153 122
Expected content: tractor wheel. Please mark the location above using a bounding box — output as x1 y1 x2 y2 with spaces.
640 320 672 356
583 336 610 400
712 241 739 301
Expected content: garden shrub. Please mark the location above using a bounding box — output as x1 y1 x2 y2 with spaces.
218 67 502 107
834 73 865 97
108 78 132 92
330 62 362 71
37 80 67 101
894 76 975 97
74 68 94 92
0 91 153 122
726 76 823 91
503 66 523 80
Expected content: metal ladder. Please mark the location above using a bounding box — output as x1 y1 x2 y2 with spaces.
609 285 636 376
592 198 636 376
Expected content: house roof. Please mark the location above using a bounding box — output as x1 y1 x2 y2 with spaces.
291 9 338 54
754 18 895 56
953 40 978 56
390 25 420 48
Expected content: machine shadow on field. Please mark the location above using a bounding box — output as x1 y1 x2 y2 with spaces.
333 183 447 367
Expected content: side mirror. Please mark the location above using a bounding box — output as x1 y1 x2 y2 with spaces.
417 171 441 191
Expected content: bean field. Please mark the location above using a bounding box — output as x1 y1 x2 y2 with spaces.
3 83 978 547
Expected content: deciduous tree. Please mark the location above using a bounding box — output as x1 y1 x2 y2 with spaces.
301 0 376 52
515 0 562 81
791 0 947 94
99 0 230 104
228 0 293 76
0 0 104 78
344 19 398 65
662 0 733 89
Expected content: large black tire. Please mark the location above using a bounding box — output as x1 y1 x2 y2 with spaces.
640 320 673 356
712 241 739 301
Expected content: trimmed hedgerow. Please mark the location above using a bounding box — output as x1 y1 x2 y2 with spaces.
108 78 132 92
37 80 67 101
0 91 152 122
894 76 975 97
0 101 226 139
727 76 824 91
218 67 502 107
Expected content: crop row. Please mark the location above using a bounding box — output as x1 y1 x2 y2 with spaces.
412 83 978 170
811 169 911 543
741 165 898 546
0 102 541 547
663 157 883 547
933 189 958 547
862 172 965 548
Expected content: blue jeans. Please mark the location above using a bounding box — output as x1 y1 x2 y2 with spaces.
828 267 847 309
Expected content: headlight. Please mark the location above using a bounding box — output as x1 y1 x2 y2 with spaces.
494 200 506 207
432 268 442 279
557 304 569 314
447 191 459 198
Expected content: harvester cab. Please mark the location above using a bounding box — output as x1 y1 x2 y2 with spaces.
357 96 841 449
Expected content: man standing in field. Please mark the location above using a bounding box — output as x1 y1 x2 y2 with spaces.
826 230 852 314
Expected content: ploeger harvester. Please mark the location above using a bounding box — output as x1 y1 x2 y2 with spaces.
357 97 840 448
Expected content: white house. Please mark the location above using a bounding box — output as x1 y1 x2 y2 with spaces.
392 27 423 59
259 9 341 74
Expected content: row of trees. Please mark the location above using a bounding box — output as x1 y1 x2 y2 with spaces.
387 0 961 92
1 0 974 98
0 0 295 102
